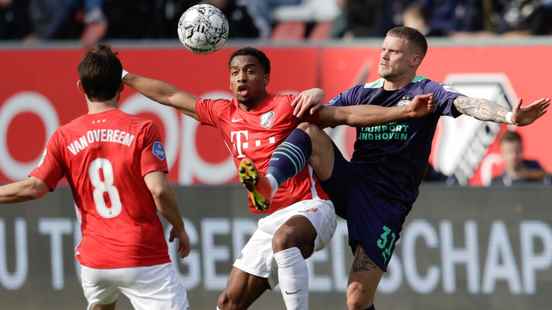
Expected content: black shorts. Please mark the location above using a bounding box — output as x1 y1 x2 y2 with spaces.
320 144 409 271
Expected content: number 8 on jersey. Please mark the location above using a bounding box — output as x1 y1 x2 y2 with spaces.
88 158 122 218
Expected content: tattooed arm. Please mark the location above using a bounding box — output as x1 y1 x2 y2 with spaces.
453 96 550 126
453 96 511 123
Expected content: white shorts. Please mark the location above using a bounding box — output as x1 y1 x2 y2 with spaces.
80 263 189 310
233 199 337 287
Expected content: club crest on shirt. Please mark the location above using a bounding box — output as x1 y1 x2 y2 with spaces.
152 141 166 161
260 111 275 128
396 96 412 107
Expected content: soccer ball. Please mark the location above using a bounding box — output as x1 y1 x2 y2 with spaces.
177 4 229 54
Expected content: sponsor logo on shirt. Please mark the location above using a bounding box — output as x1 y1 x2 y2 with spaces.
260 111 274 128
152 141 166 161
396 96 412 107
358 122 410 141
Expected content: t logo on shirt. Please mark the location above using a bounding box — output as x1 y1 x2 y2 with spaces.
230 130 248 158
152 141 166 161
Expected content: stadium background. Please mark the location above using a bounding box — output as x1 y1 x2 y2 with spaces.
1 0 552 309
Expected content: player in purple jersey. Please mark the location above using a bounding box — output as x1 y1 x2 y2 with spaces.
239 26 550 310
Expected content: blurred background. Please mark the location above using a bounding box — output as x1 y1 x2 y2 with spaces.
0 0 551 309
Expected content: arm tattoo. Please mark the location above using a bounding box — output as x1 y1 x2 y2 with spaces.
453 96 509 123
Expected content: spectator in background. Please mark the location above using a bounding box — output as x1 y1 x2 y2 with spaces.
0 0 32 39
402 2 447 36
487 0 552 36
103 0 170 39
26 0 107 47
205 0 259 38
450 0 552 38
492 130 550 186
244 0 303 38
401 0 485 37
330 0 389 38
105 0 258 40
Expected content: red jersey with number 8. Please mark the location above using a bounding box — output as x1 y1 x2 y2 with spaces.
30 109 170 269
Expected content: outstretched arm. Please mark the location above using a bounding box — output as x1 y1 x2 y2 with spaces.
306 94 434 127
453 96 510 123
123 73 198 120
0 177 49 203
453 96 549 126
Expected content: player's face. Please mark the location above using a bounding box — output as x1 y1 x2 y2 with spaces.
229 55 269 105
378 35 420 81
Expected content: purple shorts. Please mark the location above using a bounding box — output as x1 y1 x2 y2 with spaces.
320 144 409 271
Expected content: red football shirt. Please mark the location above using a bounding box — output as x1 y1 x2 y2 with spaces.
30 109 170 269
196 94 328 214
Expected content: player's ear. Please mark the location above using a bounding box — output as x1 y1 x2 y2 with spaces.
76 80 84 93
264 73 270 85
411 52 423 67
115 83 124 101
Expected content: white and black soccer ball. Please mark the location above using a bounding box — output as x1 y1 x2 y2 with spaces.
177 4 229 54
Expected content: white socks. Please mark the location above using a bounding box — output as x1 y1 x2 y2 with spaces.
274 247 309 310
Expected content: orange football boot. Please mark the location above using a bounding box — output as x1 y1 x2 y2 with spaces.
238 158 273 211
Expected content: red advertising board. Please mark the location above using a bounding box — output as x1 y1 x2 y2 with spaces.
1 45 550 185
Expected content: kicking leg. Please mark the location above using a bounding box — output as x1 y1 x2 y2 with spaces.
217 267 270 310
267 122 335 183
296 122 335 181
346 246 383 310
239 123 336 210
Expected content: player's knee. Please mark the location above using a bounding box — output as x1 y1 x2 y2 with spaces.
217 291 229 309
296 122 311 131
272 225 298 252
297 122 320 136
91 303 116 310
217 290 244 310
347 298 371 310
297 122 331 157
346 282 373 310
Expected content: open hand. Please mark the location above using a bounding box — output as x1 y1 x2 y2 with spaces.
291 88 325 118
511 98 550 126
405 93 434 118
169 227 191 258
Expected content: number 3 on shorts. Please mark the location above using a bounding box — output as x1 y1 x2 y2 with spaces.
377 225 396 264
88 158 122 218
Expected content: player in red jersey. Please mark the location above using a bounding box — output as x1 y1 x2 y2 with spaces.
0 45 191 310
123 47 432 310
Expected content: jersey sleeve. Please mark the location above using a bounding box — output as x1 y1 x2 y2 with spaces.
195 98 227 127
328 84 364 107
139 122 169 177
29 130 65 191
425 80 464 117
